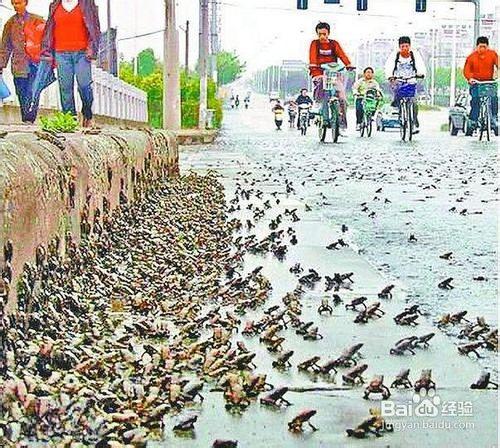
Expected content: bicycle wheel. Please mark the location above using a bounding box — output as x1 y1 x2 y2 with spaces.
408 101 414 142
318 116 327 142
480 102 491 142
331 102 340 143
367 114 373 137
399 101 407 141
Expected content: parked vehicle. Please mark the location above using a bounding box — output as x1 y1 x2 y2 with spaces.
449 94 469 136
376 104 400 131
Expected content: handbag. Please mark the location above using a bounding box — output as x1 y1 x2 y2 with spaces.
0 75 11 100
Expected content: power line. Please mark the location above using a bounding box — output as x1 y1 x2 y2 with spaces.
118 29 165 42
216 1 483 23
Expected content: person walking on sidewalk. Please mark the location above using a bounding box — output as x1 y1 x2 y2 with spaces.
0 0 46 123
40 0 101 127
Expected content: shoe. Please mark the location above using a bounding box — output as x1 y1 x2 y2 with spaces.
356 124 361 131
412 128 420 135
82 117 94 128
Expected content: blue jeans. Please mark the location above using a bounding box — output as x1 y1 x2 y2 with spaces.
469 84 498 126
13 63 37 122
55 51 93 119
355 98 364 125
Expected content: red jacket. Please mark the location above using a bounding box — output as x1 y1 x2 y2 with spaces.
309 39 351 77
463 49 498 81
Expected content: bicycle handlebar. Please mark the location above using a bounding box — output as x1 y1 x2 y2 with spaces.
309 63 356 72
391 75 425 82
470 79 497 85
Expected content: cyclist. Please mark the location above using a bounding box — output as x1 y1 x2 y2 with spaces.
272 100 285 130
384 36 426 134
287 100 297 127
463 36 498 136
309 22 354 129
352 67 383 131
295 88 313 127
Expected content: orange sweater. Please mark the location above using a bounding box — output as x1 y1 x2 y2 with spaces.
463 49 498 81
309 39 351 77
53 4 89 52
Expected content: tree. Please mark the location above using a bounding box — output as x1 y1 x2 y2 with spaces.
434 67 468 90
137 48 157 77
119 52 223 129
217 51 246 86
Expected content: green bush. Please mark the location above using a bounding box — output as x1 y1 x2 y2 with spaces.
120 56 224 129
40 112 79 133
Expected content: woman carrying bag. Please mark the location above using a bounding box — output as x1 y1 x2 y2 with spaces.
0 0 54 123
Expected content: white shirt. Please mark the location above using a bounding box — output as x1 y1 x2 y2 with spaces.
384 50 427 82
62 0 79 12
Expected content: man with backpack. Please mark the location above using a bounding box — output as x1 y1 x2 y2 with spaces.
0 0 46 123
384 36 426 134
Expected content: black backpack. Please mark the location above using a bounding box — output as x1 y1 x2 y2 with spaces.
393 51 417 75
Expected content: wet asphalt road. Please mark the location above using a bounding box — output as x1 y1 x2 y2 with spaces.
175 95 498 448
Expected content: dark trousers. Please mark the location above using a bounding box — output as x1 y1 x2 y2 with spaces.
469 84 498 125
13 64 37 123
355 98 363 124
55 51 93 119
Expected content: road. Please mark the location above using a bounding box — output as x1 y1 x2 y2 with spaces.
175 95 498 447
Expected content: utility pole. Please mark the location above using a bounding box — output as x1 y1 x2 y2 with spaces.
199 0 209 129
450 14 457 107
179 20 190 73
431 26 436 106
163 0 181 130
472 0 480 45
107 0 112 74
210 0 219 83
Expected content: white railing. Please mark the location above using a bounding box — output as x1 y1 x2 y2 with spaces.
1 64 148 123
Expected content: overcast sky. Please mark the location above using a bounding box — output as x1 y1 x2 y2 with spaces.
3 0 498 71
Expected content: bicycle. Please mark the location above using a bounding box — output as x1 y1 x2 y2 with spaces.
311 63 354 143
358 89 381 138
298 103 311 136
474 80 497 142
392 75 424 142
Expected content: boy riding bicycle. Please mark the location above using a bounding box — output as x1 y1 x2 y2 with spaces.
463 36 498 136
352 67 383 131
309 22 354 129
384 36 426 134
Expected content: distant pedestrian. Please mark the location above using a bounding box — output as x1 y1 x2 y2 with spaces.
0 0 46 123
40 0 101 127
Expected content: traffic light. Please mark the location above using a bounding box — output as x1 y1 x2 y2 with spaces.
416 0 426 12
324 0 341 4
297 0 308 9
357 0 367 11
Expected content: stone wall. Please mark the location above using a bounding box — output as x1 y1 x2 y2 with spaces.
0 129 178 308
